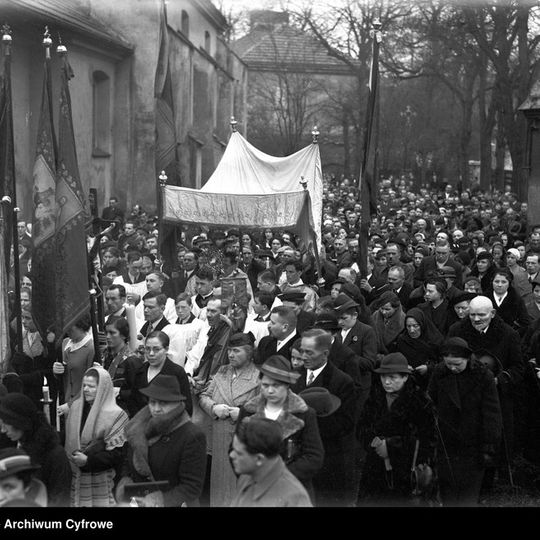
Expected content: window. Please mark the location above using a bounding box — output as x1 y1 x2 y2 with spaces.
181 10 189 37
189 137 202 188
204 31 211 52
92 70 111 156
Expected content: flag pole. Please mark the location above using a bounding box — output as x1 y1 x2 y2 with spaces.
2 27 22 352
157 169 167 271
357 18 382 278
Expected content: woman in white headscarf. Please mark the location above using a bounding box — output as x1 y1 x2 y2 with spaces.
505 247 530 298
64 366 129 507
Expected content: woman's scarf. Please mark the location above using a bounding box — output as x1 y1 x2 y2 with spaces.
124 402 188 479
65 366 129 467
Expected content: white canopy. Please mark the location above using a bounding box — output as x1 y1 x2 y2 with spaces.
161 131 323 251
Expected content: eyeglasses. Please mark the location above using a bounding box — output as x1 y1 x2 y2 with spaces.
144 346 164 354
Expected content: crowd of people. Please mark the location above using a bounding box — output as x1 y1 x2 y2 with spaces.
2 174 540 508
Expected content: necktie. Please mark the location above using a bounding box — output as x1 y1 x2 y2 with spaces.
307 371 315 385
147 323 154 337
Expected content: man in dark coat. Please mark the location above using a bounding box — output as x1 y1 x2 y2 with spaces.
428 337 502 507
292 329 356 507
414 240 464 289
120 375 207 507
255 306 299 366
139 292 171 338
333 294 377 417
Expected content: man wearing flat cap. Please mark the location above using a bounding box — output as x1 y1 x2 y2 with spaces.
428 337 502 507
333 293 377 417
278 291 316 335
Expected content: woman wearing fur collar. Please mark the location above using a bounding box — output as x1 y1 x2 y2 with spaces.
117 374 207 507
238 355 324 502
64 366 129 507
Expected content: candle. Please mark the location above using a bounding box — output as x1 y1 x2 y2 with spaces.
42 385 50 402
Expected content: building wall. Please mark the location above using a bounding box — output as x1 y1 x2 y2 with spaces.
8 0 247 220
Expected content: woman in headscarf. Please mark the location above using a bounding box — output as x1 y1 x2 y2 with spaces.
199 333 260 507
238 355 324 502
64 366 129 507
505 247 530 298
371 291 405 355
390 307 444 390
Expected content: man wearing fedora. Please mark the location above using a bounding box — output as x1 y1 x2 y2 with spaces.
293 328 356 506
278 291 316 335
255 306 300 366
333 293 377 417
119 374 207 507
229 417 312 507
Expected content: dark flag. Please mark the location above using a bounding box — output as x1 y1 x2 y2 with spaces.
155 1 179 272
358 20 382 276
31 41 58 337
55 48 90 338
155 0 179 183
0 29 15 274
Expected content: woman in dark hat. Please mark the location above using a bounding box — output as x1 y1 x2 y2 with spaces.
118 374 207 507
199 333 260 507
357 352 436 506
469 251 497 294
238 355 324 502
428 337 502 506
0 393 71 506
390 307 444 390
446 291 478 330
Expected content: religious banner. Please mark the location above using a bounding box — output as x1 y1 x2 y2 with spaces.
54 48 90 338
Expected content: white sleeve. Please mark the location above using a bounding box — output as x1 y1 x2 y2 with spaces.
184 324 209 375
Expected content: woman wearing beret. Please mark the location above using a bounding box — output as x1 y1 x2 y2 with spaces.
199 333 260 507
0 393 71 506
64 366 129 507
357 353 437 506
238 355 324 502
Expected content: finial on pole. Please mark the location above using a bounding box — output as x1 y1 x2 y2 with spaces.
230 116 238 132
2 24 12 55
300 176 308 190
311 126 320 144
56 33 67 55
43 26 52 59
2 24 11 43
158 170 168 187
372 18 383 43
